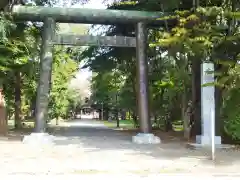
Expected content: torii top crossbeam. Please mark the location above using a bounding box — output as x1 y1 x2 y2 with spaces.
12 5 166 25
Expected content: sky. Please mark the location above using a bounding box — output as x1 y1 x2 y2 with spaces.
76 0 106 9
58 0 107 8
69 0 107 96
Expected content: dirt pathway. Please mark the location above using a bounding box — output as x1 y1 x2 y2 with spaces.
0 119 240 178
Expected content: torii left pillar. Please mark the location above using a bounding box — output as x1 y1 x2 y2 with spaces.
23 18 55 145
132 22 160 144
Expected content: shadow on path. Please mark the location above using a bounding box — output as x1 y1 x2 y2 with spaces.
49 119 240 169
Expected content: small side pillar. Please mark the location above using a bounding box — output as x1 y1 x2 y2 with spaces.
23 18 56 145
132 22 160 144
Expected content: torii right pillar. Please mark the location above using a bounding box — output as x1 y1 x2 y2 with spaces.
132 22 160 144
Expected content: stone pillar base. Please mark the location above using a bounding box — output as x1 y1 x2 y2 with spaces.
22 133 55 145
196 135 221 145
132 133 161 144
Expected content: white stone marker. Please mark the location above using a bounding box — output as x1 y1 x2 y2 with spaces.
132 133 161 144
22 133 55 145
196 62 221 145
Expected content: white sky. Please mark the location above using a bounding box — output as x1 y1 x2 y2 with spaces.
59 0 107 8
76 0 106 9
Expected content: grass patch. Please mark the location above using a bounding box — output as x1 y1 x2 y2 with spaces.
7 118 61 130
172 120 184 131
103 119 135 128
173 124 183 132
8 119 35 129
103 120 184 131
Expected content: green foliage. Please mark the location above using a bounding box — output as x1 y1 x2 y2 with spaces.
91 70 126 107
86 0 240 137
48 46 79 119
0 13 16 41
219 62 240 140
2 0 240 142
223 89 240 140
0 0 84 124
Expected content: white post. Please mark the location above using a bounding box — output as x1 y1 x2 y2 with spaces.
196 62 221 146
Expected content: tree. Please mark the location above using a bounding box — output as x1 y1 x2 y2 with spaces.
84 0 240 143
48 46 79 123
0 0 89 132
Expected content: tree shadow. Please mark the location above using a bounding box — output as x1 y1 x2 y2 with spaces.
48 121 240 170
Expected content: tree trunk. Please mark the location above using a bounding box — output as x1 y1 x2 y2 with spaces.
215 63 224 137
56 116 60 125
103 108 109 121
121 110 126 120
190 58 201 137
132 111 138 127
0 84 7 135
114 107 119 127
153 114 157 126
165 119 173 132
14 70 22 129
116 111 120 128
182 91 190 140
165 110 173 132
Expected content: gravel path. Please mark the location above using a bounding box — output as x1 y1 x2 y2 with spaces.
1 119 240 178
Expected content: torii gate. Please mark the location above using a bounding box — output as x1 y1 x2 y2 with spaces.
12 5 166 144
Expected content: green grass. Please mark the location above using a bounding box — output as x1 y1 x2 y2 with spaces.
103 119 135 128
172 124 183 131
7 118 184 132
8 119 35 129
7 118 61 129
103 119 184 131
172 120 184 131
